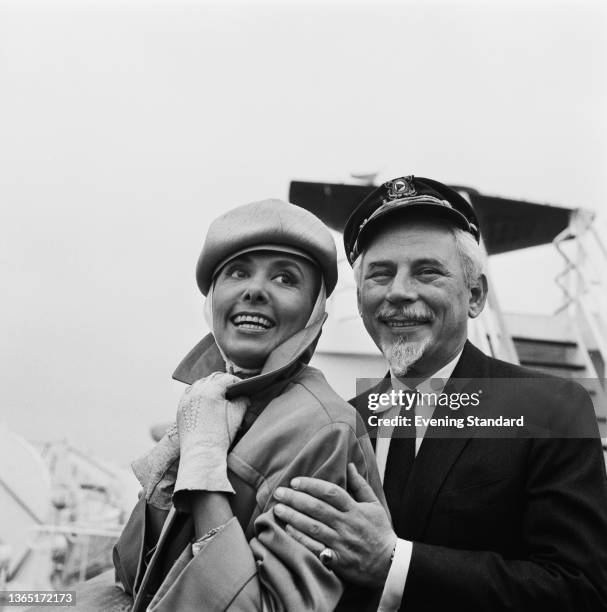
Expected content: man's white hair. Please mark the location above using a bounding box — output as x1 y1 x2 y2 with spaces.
352 226 486 289
452 228 486 289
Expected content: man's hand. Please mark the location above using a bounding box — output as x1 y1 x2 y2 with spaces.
273 463 397 587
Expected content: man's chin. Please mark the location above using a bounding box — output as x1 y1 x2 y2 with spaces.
390 364 410 377
381 336 432 377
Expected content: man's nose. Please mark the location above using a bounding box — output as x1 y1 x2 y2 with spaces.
385 272 418 303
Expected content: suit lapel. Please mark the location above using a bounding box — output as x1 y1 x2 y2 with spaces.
350 375 392 451
397 341 489 539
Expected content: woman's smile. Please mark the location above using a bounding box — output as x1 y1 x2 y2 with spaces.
230 312 276 332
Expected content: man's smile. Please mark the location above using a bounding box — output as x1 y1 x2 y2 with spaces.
378 314 433 330
381 319 430 328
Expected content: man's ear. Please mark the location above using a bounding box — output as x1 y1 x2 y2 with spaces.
356 286 363 316
468 274 488 319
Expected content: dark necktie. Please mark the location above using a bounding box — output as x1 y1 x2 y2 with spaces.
383 392 416 538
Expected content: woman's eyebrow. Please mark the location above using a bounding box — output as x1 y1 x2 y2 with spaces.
271 259 304 275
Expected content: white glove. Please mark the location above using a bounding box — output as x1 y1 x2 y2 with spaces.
173 372 249 498
131 423 180 509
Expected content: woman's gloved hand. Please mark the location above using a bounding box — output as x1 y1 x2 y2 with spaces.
174 372 249 498
131 422 180 509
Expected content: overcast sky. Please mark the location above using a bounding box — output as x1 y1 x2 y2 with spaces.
1 0 605 464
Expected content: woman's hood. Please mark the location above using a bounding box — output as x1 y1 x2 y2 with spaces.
172 314 326 399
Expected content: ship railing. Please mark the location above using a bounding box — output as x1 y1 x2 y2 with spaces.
554 209 607 378
29 523 122 585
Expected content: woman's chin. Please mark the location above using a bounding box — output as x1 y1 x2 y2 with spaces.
223 343 270 371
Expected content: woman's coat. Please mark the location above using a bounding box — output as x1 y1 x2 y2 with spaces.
114 319 386 611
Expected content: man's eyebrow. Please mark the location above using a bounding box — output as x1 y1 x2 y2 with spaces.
365 260 394 269
363 257 449 271
413 257 448 268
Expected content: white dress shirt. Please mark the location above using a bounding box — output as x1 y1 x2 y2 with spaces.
376 350 463 612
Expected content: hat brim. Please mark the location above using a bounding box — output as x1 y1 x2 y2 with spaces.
211 245 318 282
357 202 474 252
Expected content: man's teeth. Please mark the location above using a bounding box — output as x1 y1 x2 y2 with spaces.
233 314 274 329
385 320 427 327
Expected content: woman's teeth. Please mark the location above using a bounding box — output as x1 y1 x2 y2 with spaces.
232 314 274 329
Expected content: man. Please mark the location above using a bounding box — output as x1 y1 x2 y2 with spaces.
272 175 607 611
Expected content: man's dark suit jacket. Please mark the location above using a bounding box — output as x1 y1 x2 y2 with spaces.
352 340 607 611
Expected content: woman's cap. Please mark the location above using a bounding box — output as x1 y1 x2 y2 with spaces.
196 199 338 296
343 175 481 264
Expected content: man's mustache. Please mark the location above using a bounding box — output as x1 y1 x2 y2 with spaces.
377 308 434 322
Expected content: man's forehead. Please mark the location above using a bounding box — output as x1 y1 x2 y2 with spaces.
362 219 456 259
364 252 449 266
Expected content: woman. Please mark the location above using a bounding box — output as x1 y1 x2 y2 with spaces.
114 199 385 611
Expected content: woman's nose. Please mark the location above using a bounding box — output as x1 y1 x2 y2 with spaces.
241 275 269 304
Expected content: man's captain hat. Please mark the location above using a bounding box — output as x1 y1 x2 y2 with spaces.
343 175 480 264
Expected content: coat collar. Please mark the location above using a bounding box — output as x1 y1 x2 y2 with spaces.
172 314 326 400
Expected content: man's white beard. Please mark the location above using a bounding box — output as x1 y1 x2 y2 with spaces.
381 335 432 377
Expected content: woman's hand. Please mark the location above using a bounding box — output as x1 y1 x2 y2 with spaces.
131 423 180 509
174 373 249 497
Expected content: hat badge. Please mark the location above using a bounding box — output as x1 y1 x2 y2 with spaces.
386 176 416 199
